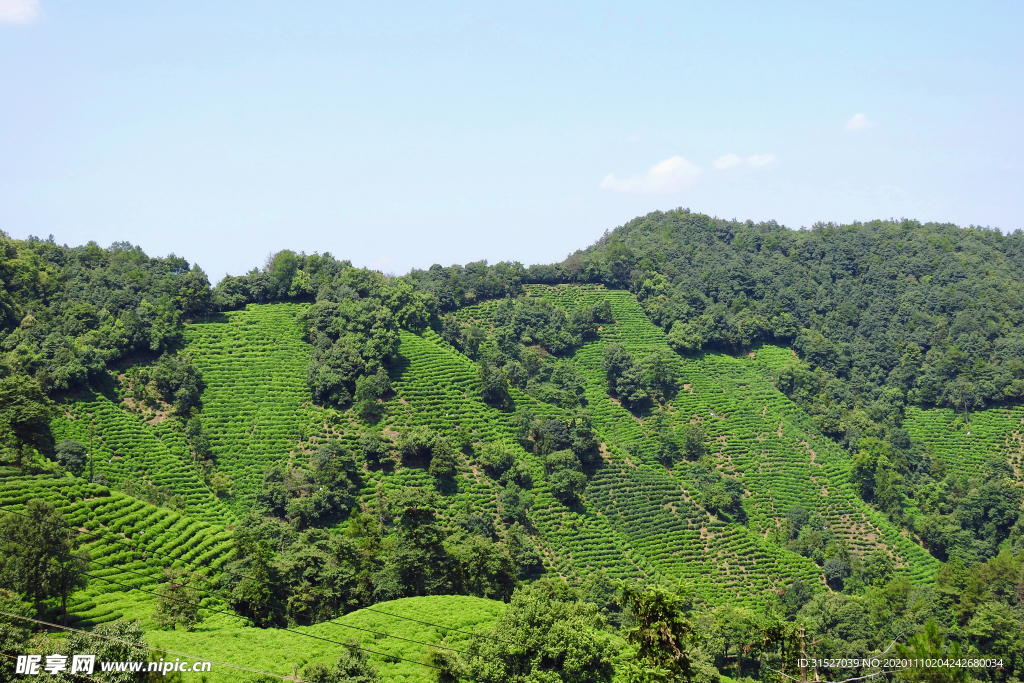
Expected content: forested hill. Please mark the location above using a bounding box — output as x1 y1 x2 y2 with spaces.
536 211 1024 450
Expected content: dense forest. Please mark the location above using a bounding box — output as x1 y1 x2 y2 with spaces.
3 213 1024 683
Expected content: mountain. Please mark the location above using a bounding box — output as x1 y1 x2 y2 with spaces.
2 213 1023 682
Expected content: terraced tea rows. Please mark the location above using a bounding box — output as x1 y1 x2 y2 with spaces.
379 329 658 581
904 405 1024 479
0 470 232 628
24 287 950 638
183 303 337 510
464 285 940 588
51 396 229 524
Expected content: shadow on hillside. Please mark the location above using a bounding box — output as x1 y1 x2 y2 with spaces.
433 473 458 496
367 455 396 475
387 353 411 383
187 311 232 325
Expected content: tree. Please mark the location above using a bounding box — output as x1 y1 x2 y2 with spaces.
152 568 204 631
33 618 150 683
479 356 511 408
681 425 708 461
354 368 390 421
446 532 517 601
226 539 282 627
604 344 649 407
0 375 56 467
428 437 458 479
184 417 212 467
303 638 379 683
545 449 586 504
860 549 895 588
480 442 517 478
437 578 618 683
0 499 89 624
398 426 436 467
373 488 449 599
619 582 705 683
209 470 232 497
644 349 677 401
359 434 392 468
894 620 969 683
54 439 87 475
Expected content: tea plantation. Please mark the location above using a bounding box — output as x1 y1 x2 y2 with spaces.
903 404 1024 479
8 289 1023 679
149 595 506 683
458 285 941 589
0 468 233 628
181 303 335 510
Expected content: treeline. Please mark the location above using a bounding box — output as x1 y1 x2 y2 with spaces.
556 211 1024 448
224 435 543 626
11 212 1024 461
0 234 212 468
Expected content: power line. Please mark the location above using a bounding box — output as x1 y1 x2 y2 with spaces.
0 502 511 644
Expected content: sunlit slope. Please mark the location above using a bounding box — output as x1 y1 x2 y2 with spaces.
454 291 815 601
150 595 505 683
0 470 232 628
380 329 662 581
903 405 1024 480
50 395 229 524
470 285 940 586
183 303 343 509
181 304 664 581
0 470 499 683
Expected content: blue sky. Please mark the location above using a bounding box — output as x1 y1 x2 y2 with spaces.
2 1 1022 281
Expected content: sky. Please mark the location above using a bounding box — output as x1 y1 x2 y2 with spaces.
2 1 1022 282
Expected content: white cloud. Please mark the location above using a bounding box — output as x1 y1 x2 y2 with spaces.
712 152 777 170
712 153 744 170
844 113 873 131
600 156 703 194
626 133 642 143
0 0 43 24
747 153 777 167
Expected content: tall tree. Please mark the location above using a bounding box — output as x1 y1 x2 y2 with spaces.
0 500 89 624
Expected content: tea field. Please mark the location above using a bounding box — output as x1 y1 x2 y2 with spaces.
903 404 1024 480
15 286 1014 672
149 595 506 683
0 469 503 682
459 285 941 588
50 393 230 524
181 303 340 510
0 469 233 628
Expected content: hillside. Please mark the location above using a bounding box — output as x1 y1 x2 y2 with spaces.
3 217 1024 682
149 595 506 683
0 469 232 628
455 285 939 589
